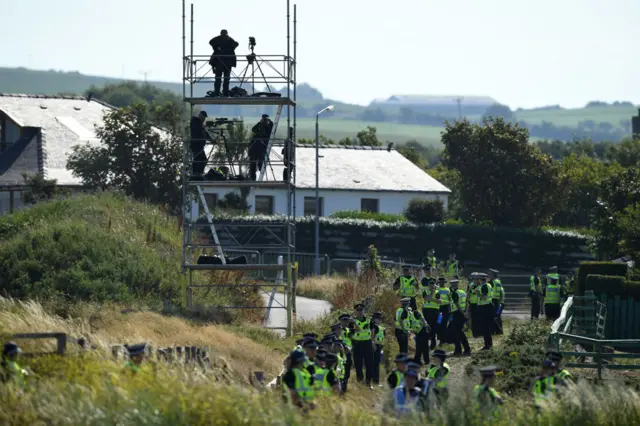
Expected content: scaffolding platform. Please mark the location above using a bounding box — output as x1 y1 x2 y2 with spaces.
183 96 296 106
181 0 298 336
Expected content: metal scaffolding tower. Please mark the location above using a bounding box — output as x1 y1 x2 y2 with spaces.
181 0 297 336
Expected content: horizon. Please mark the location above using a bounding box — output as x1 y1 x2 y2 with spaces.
2 0 639 109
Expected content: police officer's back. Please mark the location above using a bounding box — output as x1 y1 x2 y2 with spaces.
209 29 239 96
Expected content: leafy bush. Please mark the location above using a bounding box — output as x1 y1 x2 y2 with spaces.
329 210 407 223
404 199 444 223
585 274 628 296
576 262 629 295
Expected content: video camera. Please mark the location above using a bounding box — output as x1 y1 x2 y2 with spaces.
247 36 257 64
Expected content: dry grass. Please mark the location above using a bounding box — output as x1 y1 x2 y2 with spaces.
0 297 284 379
295 276 343 300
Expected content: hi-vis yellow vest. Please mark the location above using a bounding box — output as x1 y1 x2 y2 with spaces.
399 276 417 297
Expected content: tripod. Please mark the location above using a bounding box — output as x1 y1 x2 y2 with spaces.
204 126 240 177
237 45 272 94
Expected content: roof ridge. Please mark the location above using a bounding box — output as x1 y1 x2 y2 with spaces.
294 143 395 151
0 92 118 111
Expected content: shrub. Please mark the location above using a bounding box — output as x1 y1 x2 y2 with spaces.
328 210 407 223
404 199 444 224
576 262 629 295
585 274 628 296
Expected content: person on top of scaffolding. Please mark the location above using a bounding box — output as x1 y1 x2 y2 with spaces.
248 114 274 180
209 29 239 97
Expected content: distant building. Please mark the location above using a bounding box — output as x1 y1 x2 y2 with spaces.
371 94 499 116
0 94 113 214
199 144 451 217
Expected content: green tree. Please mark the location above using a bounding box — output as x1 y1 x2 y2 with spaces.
86 81 183 109
20 173 64 204
619 205 640 265
482 103 514 121
426 164 462 219
356 126 383 146
67 102 182 210
397 144 426 168
605 138 640 168
592 167 640 259
553 154 623 228
441 117 560 227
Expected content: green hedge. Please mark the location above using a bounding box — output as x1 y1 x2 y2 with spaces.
585 274 628 296
576 262 629 295
630 270 640 282
202 214 594 270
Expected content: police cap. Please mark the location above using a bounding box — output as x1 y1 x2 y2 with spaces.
373 311 383 319
295 338 304 346
449 279 460 286
549 266 558 271
438 276 446 282
339 314 351 321
433 349 446 359
324 352 338 364
3 341 21 356
542 359 557 369
354 303 365 311
407 361 422 370
489 269 499 274
402 264 411 270
479 365 498 377
261 113 269 118
289 350 307 363
302 338 319 349
394 353 409 363
400 297 411 304
478 273 488 280
330 323 342 330
315 350 328 360
405 369 419 378
546 350 563 361
125 343 147 357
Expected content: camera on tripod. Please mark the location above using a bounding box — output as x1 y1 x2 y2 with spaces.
246 36 257 64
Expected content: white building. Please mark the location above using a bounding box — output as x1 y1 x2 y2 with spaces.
201 144 451 217
0 94 112 214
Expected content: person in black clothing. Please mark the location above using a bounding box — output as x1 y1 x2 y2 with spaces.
371 311 384 386
394 298 413 354
302 338 318 375
282 350 315 410
336 315 354 391
478 275 493 351
248 114 274 180
189 111 213 178
448 279 471 356
412 310 431 366
387 353 408 389
530 268 543 320
209 29 239 97
320 352 342 394
351 303 375 388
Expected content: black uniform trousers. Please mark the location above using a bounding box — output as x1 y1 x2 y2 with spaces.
422 308 439 348
437 305 450 343
451 311 471 354
213 67 232 96
545 303 561 321
394 328 409 354
491 299 503 335
352 340 373 384
479 303 494 349
531 295 541 319
342 352 353 391
190 140 207 176
414 327 430 365
248 139 267 180
372 343 383 384
469 303 480 337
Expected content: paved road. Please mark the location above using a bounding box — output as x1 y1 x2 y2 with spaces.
503 310 529 321
262 292 332 336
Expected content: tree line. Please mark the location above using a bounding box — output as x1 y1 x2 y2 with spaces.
40 82 639 266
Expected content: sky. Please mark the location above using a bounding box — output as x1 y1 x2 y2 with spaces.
1 0 639 109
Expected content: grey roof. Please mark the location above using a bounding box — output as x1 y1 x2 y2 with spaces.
266 145 451 193
0 128 41 186
0 94 114 186
378 95 498 106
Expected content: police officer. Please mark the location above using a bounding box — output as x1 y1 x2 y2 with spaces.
395 298 414 354
477 274 494 351
189 110 214 178
1 341 27 386
248 114 274 180
282 350 315 410
351 303 375 388
533 359 557 411
546 351 573 384
336 315 354 391
208 29 239 97
530 268 543 320
448 279 471 356
302 338 319 375
473 366 504 416
489 269 505 335
412 309 431 365
371 311 385 386
390 369 422 416
313 350 341 395
436 276 451 346
387 353 408 389
447 253 459 276
468 272 481 338
124 343 147 374
424 249 437 274
393 265 419 310
544 275 563 321
426 349 450 403
420 275 440 349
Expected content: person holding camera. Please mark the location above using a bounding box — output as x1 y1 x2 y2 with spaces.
209 29 239 97
248 114 274 180
190 110 213 178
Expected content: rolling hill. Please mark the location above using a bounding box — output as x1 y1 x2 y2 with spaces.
1 67 637 146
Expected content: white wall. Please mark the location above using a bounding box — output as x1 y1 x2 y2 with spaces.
199 186 449 217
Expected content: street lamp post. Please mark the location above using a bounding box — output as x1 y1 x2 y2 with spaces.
315 105 335 276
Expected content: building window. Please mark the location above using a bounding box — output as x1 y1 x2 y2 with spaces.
303 197 324 216
361 198 379 213
204 193 218 211
255 195 274 215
